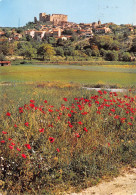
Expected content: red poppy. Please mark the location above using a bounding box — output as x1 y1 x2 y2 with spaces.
97 111 101 114
8 138 12 141
63 98 67 101
22 154 27 159
29 103 35 108
39 128 44 133
49 137 55 143
48 109 53 112
128 122 133 126
30 100 35 103
75 133 80 138
1 140 5 143
25 144 31 149
56 148 60 152
68 113 72 117
25 122 29 126
114 115 120 119
14 124 17 128
83 127 88 132
6 112 11 116
9 145 13 149
2 131 7 134
11 142 15 146
69 124 73 128
17 147 21 151
44 100 47 103
78 121 83 125
108 143 110 147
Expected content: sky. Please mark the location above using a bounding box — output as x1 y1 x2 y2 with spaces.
0 0 136 27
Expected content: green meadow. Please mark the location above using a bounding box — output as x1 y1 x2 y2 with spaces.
0 64 136 87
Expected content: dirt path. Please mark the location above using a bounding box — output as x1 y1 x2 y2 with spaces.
69 168 136 195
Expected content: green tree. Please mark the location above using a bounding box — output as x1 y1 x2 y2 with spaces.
19 42 36 60
119 52 131 61
104 50 118 61
55 47 64 57
85 48 92 56
0 52 6 61
37 43 55 60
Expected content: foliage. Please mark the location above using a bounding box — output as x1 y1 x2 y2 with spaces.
37 43 56 60
104 50 118 61
18 42 36 60
0 52 6 61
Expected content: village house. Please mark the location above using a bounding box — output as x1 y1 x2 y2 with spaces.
34 31 46 41
53 28 61 38
0 61 11 66
0 31 5 37
95 27 111 34
25 30 35 38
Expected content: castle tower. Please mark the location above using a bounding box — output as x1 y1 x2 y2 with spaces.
39 13 46 22
98 20 101 26
34 17 38 23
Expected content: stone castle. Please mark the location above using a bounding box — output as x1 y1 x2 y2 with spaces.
34 13 68 25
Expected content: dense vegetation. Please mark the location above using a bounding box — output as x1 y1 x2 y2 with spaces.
1 23 136 63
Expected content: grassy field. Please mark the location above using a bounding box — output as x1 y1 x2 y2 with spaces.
0 65 136 87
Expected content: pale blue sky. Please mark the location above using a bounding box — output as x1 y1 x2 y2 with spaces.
0 0 136 27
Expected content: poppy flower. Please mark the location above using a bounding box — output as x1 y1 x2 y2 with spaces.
8 138 12 141
39 128 44 133
68 113 72 117
6 112 11 116
1 140 5 143
11 142 15 146
83 127 88 132
78 121 83 125
30 100 35 103
97 111 101 114
49 137 55 143
9 145 13 149
44 100 47 103
114 115 120 119
63 98 67 101
48 109 53 112
14 124 17 128
25 144 31 149
69 124 73 128
128 122 133 126
108 143 110 147
56 148 60 152
25 122 29 126
75 133 80 138
2 131 7 134
22 154 27 159
29 103 35 108
17 148 21 152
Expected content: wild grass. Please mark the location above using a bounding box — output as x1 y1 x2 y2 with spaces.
0 83 136 194
0 65 136 88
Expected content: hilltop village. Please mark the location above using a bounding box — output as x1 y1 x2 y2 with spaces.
25 12 111 41
0 12 136 62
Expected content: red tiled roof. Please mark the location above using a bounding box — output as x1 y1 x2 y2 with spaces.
0 61 11 63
